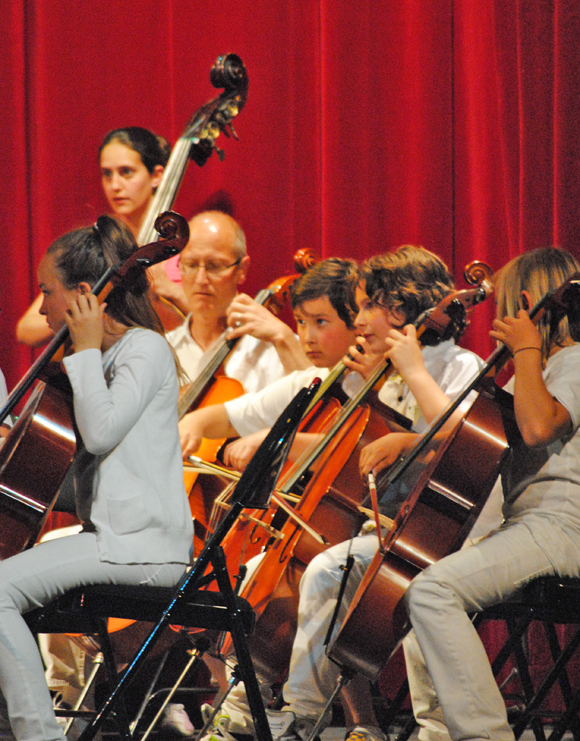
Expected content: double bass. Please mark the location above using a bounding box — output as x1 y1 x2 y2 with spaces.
328 270 580 681
219 263 494 681
39 54 249 539
138 53 249 330
0 213 190 560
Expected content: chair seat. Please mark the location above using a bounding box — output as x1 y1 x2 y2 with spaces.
25 584 255 635
483 577 580 624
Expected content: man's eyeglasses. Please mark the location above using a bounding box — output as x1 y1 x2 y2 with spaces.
179 257 242 276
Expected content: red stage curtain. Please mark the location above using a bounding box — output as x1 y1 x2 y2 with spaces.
1 0 579 388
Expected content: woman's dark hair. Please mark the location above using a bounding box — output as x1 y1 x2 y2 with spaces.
360 245 455 325
290 258 359 329
47 215 163 334
99 127 170 173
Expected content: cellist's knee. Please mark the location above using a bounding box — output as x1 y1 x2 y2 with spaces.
405 564 457 625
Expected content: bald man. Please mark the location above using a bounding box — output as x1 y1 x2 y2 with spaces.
166 210 309 389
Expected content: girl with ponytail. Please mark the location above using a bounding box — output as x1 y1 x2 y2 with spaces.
0 215 192 741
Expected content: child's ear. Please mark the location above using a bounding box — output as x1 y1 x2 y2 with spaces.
77 282 92 296
520 290 532 312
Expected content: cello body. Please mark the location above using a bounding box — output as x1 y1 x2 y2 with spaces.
328 382 520 680
0 382 76 559
183 375 245 553
227 396 412 681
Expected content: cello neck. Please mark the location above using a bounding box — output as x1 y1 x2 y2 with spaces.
302 360 349 415
177 286 274 419
279 355 397 495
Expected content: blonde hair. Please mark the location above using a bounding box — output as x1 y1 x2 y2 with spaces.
494 247 580 359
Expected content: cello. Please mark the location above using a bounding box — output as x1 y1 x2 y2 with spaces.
180 248 318 552
0 212 190 561
219 263 494 681
328 270 580 681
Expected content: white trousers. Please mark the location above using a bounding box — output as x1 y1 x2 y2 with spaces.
283 533 379 720
0 531 185 741
406 516 580 741
235 534 444 730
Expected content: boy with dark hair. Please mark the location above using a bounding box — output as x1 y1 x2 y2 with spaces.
179 257 362 464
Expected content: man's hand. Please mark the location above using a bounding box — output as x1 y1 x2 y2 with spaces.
227 294 288 343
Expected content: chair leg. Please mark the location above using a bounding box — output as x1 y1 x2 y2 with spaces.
508 620 546 741
518 624 580 741
306 670 353 741
63 652 104 736
544 623 580 741
129 650 170 735
94 618 132 740
139 643 205 741
196 663 244 740
211 546 273 741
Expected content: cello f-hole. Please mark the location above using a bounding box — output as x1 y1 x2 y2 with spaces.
249 524 264 545
278 527 299 563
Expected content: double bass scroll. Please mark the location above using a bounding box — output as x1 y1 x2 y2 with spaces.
139 53 249 330
138 53 249 245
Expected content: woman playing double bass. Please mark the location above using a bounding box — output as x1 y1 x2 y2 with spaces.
16 126 189 348
406 247 580 741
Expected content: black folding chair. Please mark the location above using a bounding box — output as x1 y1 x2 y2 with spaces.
474 576 580 741
26 380 320 741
